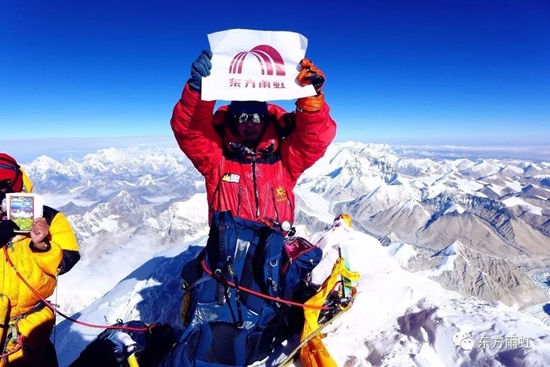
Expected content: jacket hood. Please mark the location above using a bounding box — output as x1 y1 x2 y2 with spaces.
0 154 33 241
212 103 295 157
227 101 269 120
0 153 33 193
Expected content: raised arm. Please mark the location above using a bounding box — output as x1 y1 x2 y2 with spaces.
170 50 222 177
281 59 337 181
30 207 80 276
45 207 80 275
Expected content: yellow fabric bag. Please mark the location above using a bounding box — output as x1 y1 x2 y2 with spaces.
299 258 360 367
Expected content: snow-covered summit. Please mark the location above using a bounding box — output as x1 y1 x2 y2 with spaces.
53 225 550 367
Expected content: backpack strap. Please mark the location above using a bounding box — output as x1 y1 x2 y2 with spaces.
253 226 285 299
206 211 245 326
220 211 246 327
215 211 227 306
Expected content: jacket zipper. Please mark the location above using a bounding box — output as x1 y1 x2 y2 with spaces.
237 186 242 216
252 155 260 218
286 195 294 215
271 187 280 223
210 184 220 214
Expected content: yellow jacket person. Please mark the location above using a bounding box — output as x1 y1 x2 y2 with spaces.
0 153 80 366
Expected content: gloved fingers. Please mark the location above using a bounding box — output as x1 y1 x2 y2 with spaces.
295 58 326 106
192 59 211 77
298 72 318 85
306 72 325 86
297 59 312 84
303 73 324 83
308 65 325 82
1 220 18 230
298 59 323 77
198 50 212 71
191 50 212 74
0 220 18 245
188 49 213 92
193 52 212 76
299 58 313 69
297 72 325 94
296 59 325 91
198 53 212 70
296 68 310 86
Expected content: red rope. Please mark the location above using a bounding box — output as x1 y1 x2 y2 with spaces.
0 336 23 359
201 260 330 310
3 247 149 333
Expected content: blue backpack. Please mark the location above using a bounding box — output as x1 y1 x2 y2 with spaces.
162 211 322 367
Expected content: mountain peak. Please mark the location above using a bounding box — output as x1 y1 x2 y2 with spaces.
440 240 465 256
109 189 141 212
54 224 550 367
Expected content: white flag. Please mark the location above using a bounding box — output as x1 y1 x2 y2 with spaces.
201 29 317 102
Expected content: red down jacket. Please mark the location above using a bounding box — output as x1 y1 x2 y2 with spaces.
170 85 337 225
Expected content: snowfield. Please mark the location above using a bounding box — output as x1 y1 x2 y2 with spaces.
54 223 550 367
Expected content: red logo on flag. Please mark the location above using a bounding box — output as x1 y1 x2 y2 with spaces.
229 45 286 76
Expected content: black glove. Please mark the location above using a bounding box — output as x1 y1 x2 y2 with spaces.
188 50 213 93
140 324 177 366
296 59 326 112
296 59 325 94
0 220 18 246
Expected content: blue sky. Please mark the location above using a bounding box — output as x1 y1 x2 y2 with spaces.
1 0 549 155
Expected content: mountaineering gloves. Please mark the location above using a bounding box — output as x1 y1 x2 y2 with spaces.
188 50 213 93
296 59 325 94
0 220 18 246
187 52 326 111
296 59 326 112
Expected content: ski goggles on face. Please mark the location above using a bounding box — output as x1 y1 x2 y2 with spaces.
234 112 266 124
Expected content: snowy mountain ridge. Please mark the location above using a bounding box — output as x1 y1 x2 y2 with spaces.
20 143 550 319
54 223 550 367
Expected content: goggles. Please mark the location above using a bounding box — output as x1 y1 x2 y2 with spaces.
234 112 265 124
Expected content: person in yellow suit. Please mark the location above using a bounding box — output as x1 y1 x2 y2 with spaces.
0 153 80 366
